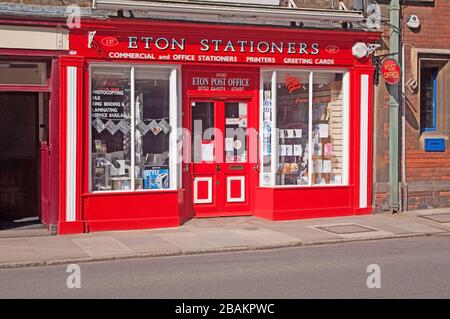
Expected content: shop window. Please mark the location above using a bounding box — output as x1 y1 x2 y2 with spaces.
90 65 177 192
260 70 348 187
420 67 438 132
260 72 273 186
312 73 345 185
276 71 310 186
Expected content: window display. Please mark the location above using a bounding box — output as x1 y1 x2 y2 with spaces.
276 71 309 186
134 68 171 190
312 73 345 185
91 66 132 191
260 70 348 187
90 65 174 192
260 73 272 186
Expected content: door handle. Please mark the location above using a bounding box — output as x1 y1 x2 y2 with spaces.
216 164 221 172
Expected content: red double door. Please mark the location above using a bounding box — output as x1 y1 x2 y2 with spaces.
188 98 256 217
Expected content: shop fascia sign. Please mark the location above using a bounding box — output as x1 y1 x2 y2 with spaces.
84 32 344 65
127 36 321 55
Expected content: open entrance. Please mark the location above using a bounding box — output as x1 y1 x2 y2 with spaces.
0 92 48 230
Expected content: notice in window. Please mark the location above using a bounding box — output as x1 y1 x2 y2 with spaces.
201 142 214 162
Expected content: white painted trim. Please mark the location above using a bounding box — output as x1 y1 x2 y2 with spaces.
130 66 135 191
169 67 178 190
193 177 213 204
227 176 245 203
359 74 369 208
176 66 182 189
308 71 313 186
270 70 277 186
259 72 264 187
343 72 350 185
88 64 92 192
66 66 77 222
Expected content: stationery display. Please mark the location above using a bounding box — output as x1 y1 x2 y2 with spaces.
91 77 173 192
310 85 343 185
143 166 169 189
277 126 307 185
322 160 332 174
293 144 302 156
313 160 322 173
318 124 329 138
313 143 322 156
324 143 333 156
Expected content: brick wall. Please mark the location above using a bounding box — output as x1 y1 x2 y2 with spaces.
374 0 450 211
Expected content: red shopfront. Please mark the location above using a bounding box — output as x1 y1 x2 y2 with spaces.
58 18 378 234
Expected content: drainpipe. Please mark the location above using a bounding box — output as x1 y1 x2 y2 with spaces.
401 42 408 211
389 0 400 213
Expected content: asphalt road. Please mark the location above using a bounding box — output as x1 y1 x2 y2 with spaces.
0 236 449 298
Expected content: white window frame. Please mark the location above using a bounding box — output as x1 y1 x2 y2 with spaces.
259 68 350 188
88 63 181 193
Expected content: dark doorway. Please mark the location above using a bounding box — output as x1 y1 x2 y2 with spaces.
0 92 43 229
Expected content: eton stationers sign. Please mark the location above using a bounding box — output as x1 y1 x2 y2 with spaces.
82 31 349 65
124 36 328 64
128 36 320 55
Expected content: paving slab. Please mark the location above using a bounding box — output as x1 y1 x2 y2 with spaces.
258 223 341 241
72 236 134 257
0 228 49 239
230 227 299 245
25 236 89 260
0 238 40 263
154 232 220 251
409 208 450 216
188 228 261 247
420 213 450 223
386 222 446 234
110 232 180 254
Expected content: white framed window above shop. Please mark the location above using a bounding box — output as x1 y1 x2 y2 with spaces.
419 58 449 134
89 64 180 192
259 69 349 187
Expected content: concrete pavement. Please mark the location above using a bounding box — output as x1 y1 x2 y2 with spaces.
0 208 449 269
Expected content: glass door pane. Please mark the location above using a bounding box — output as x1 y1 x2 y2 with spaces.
192 101 215 163
225 102 247 163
